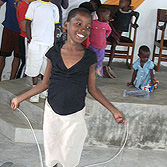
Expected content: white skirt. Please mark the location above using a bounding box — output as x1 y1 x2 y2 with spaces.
43 100 87 167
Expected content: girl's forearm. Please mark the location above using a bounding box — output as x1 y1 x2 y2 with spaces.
17 81 49 103
131 70 137 83
88 87 118 115
26 20 32 42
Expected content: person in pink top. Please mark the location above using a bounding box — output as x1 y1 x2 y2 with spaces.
16 0 34 78
89 6 111 77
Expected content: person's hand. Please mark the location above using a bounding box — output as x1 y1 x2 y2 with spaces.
127 82 134 87
113 109 125 124
131 23 139 29
27 36 32 43
11 97 20 110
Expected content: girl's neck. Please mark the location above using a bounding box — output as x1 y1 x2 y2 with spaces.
140 60 147 68
121 6 130 12
63 41 83 51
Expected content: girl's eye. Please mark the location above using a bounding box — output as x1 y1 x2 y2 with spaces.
76 22 81 26
86 26 91 30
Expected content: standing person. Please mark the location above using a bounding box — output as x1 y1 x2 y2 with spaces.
16 0 34 78
79 0 101 14
89 6 111 77
50 0 69 45
79 0 102 48
11 8 125 167
127 45 159 89
104 0 139 78
25 0 59 102
0 0 21 81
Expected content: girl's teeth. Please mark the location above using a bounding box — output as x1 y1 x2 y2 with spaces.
77 34 84 38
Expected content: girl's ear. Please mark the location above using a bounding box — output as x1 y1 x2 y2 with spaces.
64 21 68 30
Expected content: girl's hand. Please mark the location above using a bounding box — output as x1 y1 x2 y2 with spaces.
11 97 20 110
113 109 125 124
127 82 134 87
27 36 32 43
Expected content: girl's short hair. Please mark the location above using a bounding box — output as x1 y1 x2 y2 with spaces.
126 0 132 6
139 45 150 55
96 6 111 18
67 8 92 22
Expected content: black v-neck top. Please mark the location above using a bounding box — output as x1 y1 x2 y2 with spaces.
46 45 97 115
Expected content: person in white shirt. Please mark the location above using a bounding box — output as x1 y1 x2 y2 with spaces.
25 0 59 102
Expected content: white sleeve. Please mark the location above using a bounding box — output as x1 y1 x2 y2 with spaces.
25 2 35 21
53 5 59 24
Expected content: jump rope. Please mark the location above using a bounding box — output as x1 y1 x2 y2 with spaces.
15 107 128 167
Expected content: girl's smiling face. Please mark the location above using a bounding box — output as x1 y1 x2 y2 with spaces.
65 12 92 44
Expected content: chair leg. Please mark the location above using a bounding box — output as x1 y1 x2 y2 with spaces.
130 45 135 69
126 46 130 65
157 47 163 72
152 44 156 62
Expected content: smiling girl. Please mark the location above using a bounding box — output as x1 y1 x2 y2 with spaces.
11 8 125 167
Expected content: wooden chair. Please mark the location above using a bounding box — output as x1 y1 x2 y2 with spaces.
152 9 167 72
103 4 139 69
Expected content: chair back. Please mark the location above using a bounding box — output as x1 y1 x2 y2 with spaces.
157 9 167 22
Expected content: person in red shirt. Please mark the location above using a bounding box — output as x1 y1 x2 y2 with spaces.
89 6 111 77
16 0 34 78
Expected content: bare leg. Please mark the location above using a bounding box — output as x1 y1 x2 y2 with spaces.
107 38 117 67
0 56 6 81
10 57 20 80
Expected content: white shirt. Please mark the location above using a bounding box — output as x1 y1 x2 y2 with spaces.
25 0 59 46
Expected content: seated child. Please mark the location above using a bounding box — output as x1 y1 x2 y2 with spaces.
89 6 112 77
127 45 159 90
104 0 139 78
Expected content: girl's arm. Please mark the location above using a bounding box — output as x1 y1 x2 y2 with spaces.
150 69 155 86
20 20 26 32
26 19 32 43
11 59 52 110
88 64 125 123
54 24 57 45
127 69 137 86
61 0 69 9
132 11 139 28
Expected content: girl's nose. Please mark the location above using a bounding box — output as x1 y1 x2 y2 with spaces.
81 27 86 32
82 28 85 32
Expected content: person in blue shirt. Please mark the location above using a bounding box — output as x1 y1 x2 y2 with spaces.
0 0 21 81
127 45 158 89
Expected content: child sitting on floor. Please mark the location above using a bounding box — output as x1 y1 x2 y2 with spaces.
104 0 139 78
89 6 112 77
127 45 159 90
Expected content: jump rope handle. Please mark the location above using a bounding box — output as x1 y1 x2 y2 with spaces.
116 117 128 125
